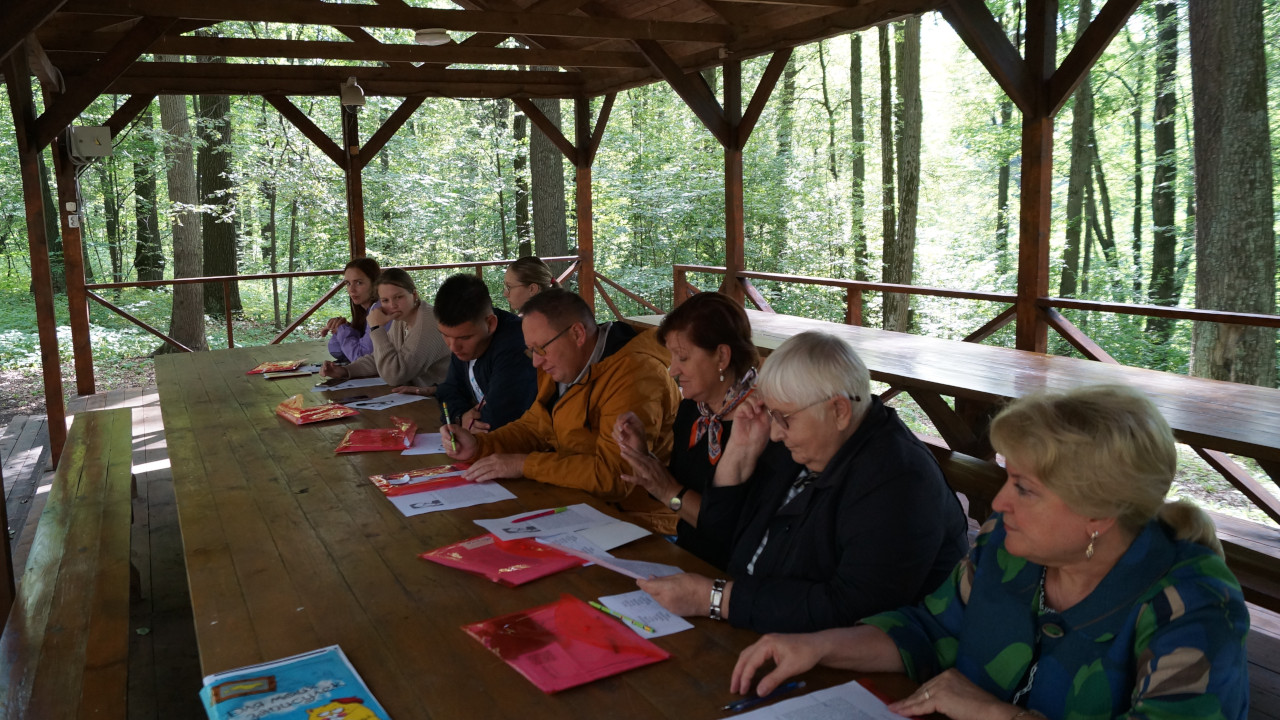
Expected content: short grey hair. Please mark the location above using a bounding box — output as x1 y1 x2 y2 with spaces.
757 331 871 422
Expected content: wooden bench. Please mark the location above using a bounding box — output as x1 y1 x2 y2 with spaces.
0 408 135 720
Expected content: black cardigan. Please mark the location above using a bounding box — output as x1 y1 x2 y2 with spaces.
699 395 969 634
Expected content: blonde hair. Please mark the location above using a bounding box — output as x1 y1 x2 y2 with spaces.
757 331 870 423
989 384 1221 556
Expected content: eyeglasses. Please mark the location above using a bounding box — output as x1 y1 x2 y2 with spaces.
765 396 835 430
524 324 573 358
503 281 525 293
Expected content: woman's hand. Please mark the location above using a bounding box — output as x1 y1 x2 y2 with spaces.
637 573 718 617
888 669 1015 720
322 316 349 336
391 385 432 397
461 406 490 434
612 411 647 454
731 632 830 697
319 361 349 380
714 396 770 487
464 453 527 483
366 306 389 327
618 443 679 500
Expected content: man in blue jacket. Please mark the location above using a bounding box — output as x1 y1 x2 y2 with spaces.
433 273 538 432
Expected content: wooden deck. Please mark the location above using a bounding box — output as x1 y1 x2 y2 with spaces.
2 385 1279 717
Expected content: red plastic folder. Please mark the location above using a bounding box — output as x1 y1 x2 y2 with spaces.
335 416 417 453
368 463 471 497
421 534 585 587
463 594 669 693
275 394 360 425
246 359 305 375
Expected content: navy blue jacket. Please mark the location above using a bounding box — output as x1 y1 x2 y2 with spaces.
435 309 537 430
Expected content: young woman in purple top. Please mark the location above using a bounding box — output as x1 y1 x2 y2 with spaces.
323 257 385 362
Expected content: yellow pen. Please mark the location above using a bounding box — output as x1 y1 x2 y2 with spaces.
441 402 458 452
588 600 655 633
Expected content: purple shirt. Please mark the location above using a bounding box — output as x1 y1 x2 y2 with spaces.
327 302 389 362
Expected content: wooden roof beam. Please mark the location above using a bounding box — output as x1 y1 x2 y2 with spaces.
1 0 69 65
738 47 790 148
513 98 578 165
264 94 345 167
357 96 423 169
33 16 173 150
61 0 737 44
1047 0 1143 115
939 0 1030 115
112 76 585 98
585 92 614 164
634 39 728 145
104 92 154 137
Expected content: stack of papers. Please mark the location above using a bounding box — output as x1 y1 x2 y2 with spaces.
368 463 515 517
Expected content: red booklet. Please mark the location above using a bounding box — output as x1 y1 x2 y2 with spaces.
335 417 416 453
275 394 360 425
421 534 585 587
247 359 305 375
368 463 471 497
463 594 669 693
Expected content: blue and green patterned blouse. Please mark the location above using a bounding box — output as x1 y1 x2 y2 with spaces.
862 514 1249 720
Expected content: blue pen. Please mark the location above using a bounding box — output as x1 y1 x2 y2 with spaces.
721 680 806 713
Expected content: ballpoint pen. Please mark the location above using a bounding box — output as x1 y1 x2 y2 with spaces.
441 402 458 452
510 507 567 523
721 680 807 713
588 600 655 633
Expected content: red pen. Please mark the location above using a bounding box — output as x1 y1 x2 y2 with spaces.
510 507 568 523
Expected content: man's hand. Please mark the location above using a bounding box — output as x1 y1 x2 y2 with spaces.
464 453 527 483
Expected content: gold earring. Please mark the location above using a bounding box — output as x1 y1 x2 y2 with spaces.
1085 530 1099 560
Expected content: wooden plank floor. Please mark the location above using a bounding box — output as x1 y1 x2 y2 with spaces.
4 385 1279 717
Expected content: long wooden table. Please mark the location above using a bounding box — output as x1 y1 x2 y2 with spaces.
632 311 1280 471
154 342 893 718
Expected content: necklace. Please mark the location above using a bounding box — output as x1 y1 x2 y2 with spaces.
1011 568 1054 705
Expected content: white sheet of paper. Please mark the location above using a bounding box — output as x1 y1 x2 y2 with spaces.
402 433 448 456
473 503 616 539
541 542 683 580
577 521 649 551
388 482 516 517
310 377 389 392
341 393 426 411
296 364 323 373
598 590 694 638
733 679 901 720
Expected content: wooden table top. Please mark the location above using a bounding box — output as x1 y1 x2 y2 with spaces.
153 342 896 719
630 311 1280 465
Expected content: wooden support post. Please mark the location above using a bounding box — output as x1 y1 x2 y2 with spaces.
4 51 68 465
720 59 745 304
342 107 366 258
50 133 96 395
1015 0 1056 352
574 96 595 312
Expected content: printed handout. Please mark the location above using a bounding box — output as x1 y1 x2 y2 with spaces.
310 377 389 392
342 392 427 411
387 482 515 517
598 590 694 638
733 679 902 720
473 503 618 539
403 433 448 456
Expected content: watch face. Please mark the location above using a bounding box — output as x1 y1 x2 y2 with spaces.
669 496 682 512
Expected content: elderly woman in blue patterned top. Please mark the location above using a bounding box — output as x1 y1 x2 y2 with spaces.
731 385 1249 720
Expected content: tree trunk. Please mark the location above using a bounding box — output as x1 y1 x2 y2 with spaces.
877 24 897 327
264 179 280 329
36 150 66 294
529 97 568 265
285 197 299 326
494 100 511 258
1059 0 1095 299
850 33 867 283
133 104 165 282
817 40 838 181
777 53 798 160
884 17 920 333
95 157 123 285
1147 0 1180 341
197 54 240 316
513 106 531 256
1188 0 1277 387
157 90 208 353
995 98 1013 277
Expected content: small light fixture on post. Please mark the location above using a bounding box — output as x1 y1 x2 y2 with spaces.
414 28 452 46
340 76 365 107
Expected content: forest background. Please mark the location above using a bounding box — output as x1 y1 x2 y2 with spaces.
1 0 1278 519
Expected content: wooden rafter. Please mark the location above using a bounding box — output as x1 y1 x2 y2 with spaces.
585 92 615 164
634 39 728 145
104 92 154 137
358 96 424 169
33 16 173 149
939 0 1029 115
1 0 69 65
1047 0 1143 115
263 94 344 167
45 35 650 69
738 47 791 147
62 0 736 44
513 97 578 165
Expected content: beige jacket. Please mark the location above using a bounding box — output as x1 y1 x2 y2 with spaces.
346 302 450 388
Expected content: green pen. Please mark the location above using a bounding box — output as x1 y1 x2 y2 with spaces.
588 600 655 634
441 401 458 452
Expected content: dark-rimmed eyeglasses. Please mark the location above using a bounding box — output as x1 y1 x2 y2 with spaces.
765 396 834 430
524 324 573 358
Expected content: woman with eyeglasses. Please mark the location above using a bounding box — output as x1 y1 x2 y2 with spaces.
637 330 969 634
502 256 557 314
612 291 762 569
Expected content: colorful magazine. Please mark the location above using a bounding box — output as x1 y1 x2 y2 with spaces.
246 359 305 375
335 416 416 453
421 534 585 587
464 594 669 693
199 645 390 720
275 394 360 425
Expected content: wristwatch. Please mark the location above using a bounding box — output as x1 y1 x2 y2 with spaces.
709 578 727 620
369 324 381 331
668 486 689 512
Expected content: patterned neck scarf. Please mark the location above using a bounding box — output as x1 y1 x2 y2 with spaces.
691 367 757 465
